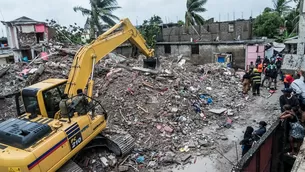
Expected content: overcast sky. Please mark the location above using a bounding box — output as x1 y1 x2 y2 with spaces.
0 0 273 37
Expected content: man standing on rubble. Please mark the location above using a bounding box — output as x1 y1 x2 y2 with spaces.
249 61 255 73
255 56 262 68
242 71 251 94
251 68 262 96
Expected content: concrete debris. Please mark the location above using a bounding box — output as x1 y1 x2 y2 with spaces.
180 154 192 162
209 108 227 115
132 67 159 74
100 157 108 167
221 136 228 140
198 139 209 147
108 53 126 63
0 50 276 172
118 165 129 172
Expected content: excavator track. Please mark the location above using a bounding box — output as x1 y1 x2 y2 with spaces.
78 133 135 156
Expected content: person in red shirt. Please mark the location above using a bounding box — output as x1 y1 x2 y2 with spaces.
284 74 294 88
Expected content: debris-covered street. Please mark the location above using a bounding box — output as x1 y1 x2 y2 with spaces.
0 44 282 171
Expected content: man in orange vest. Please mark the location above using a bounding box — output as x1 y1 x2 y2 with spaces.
257 63 263 74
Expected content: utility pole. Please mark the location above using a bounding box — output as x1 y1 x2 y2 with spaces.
297 0 305 70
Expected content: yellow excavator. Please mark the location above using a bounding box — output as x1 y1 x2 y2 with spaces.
0 18 156 172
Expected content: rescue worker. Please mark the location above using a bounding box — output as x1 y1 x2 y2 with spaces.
265 61 278 90
249 61 255 73
242 71 251 94
275 57 283 80
263 57 270 66
262 67 271 88
251 68 262 96
255 56 262 68
257 62 263 74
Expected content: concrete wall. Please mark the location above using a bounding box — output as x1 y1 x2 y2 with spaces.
282 54 305 72
161 19 253 42
115 43 247 68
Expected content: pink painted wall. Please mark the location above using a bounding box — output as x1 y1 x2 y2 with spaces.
35 24 45 33
245 45 265 70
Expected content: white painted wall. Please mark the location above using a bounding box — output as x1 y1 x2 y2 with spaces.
21 25 35 33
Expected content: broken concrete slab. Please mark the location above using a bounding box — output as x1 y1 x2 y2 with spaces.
132 67 159 74
180 154 192 162
118 165 129 172
208 108 227 114
108 53 126 63
100 157 108 167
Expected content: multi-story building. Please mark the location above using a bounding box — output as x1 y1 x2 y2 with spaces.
1 16 52 62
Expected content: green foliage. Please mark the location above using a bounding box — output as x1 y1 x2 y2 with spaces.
139 15 162 48
285 8 299 34
149 15 163 25
275 31 297 42
177 20 185 26
46 19 85 44
272 0 292 16
253 11 284 38
185 0 207 27
74 0 121 38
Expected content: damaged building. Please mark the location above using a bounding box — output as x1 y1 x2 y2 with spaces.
1 16 53 62
0 37 13 64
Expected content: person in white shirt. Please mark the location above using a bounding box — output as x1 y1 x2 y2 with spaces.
290 71 305 105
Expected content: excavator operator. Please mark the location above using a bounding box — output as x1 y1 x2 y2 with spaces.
70 89 88 115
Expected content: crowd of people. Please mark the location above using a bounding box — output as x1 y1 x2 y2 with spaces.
240 55 305 157
242 56 282 96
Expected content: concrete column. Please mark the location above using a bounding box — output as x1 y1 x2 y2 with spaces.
297 0 305 70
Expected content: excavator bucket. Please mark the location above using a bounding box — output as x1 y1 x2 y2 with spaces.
143 57 160 69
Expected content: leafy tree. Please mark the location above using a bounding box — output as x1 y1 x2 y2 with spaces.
272 0 292 16
74 0 120 38
285 7 299 34
253 10 284 38
139 16 162 48
177 20 185 26
46 19 85 44
185 0 207 27
150 15 163 25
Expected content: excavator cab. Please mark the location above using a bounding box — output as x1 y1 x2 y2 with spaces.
14 79 67 119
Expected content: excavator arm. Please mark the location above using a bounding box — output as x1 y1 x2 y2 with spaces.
64 18 154 97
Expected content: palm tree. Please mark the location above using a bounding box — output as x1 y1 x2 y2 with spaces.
272 0 292 16
74 0 121 38
185 0 207 27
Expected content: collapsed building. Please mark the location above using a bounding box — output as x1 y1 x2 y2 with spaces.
1 16 54 63
0 39 282 171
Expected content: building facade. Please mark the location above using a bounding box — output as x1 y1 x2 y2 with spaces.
1 16 52 63
115 40 264 69
159 18 254 42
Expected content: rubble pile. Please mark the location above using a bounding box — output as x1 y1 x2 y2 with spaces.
81 55 249 171
0 51 252 171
